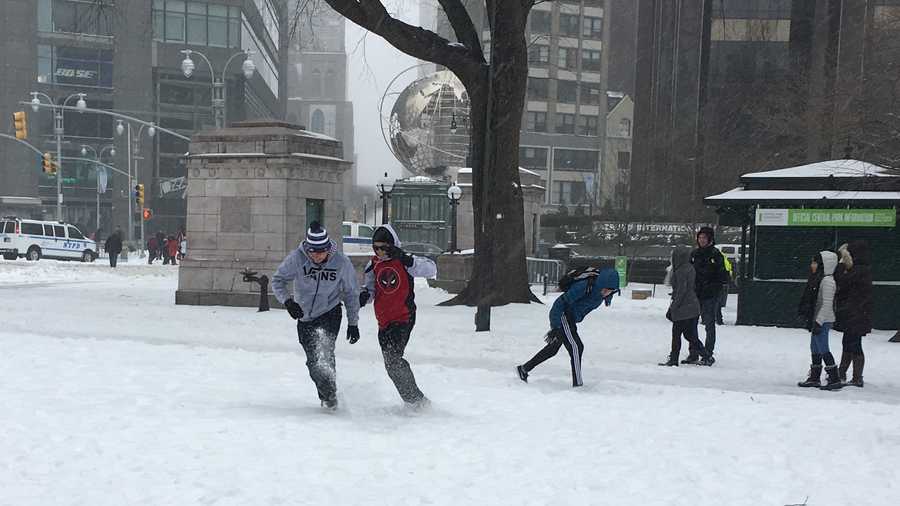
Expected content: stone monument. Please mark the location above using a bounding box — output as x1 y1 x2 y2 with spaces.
176 120 351 307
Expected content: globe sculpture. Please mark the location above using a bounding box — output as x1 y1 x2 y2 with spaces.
381 67 471 175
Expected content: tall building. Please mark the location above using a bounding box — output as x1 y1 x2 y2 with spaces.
631 0 900 221
0 0 285 238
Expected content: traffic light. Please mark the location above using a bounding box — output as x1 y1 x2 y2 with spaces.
13 111 27 140
134 184 144 206
42 152 54 174
142 208 152 221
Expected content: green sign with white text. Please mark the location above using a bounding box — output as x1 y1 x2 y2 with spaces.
756 208 896 227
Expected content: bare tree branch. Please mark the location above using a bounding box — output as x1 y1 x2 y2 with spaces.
436 0 484 58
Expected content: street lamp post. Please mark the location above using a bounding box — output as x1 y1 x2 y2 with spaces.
447 182 462 252
180 49 256 129
116 119 155 249
30 91 87 221
377 172 394 225
81 144 116 234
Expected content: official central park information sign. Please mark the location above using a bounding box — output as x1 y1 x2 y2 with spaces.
756 208 897 227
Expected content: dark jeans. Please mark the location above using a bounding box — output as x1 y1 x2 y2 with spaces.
108 252 118 268
378 316 425 403
699 297 718 355
297 305 342 402
523 313 585 387
842 332 864 355
671 317 706 359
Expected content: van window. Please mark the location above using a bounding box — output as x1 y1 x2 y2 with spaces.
43 224 55 237
342 224 351 237
721 246 734 254
3 221 14 233
21 223 42 235
68 226 84 240
0 221 7 233
359 225 374 238
54 225 65 237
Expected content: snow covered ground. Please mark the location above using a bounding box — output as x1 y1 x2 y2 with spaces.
2 260 899 506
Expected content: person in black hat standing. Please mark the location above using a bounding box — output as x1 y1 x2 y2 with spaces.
685 226 729 364
272 221 361 410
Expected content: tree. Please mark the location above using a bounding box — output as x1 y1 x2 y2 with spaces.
322 0 537 307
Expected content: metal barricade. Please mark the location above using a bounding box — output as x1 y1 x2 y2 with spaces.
527 257 563 287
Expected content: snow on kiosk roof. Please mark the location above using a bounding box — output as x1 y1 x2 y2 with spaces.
742 159 895 179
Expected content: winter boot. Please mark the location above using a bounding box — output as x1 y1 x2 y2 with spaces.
406 396 432 411
820 365 843 390
798 365 823 387
681 355 701 365
658 355 679 366
698 355 716 366
847 354 865 388
516 365 529 383
321 398 338 410
838 352 852 383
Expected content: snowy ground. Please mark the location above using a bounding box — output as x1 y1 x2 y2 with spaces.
2 260 899 506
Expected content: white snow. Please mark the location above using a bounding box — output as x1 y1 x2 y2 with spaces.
2 261 899 505
290 152 349 163
706 188 900 201
743 159 897 178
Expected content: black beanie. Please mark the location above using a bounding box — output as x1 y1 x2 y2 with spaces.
304 221 330 251
372 227 395 245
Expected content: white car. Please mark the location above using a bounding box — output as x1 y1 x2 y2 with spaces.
341 221 376 255
0 217 97 262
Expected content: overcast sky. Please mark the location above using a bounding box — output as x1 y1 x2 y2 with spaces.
345 2 422 186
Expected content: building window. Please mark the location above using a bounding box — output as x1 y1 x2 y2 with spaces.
619 119 631 137
554 149 599 171
311 109 325 133
187 3 207 45
583 16 603 39
580 83 602 105
556 113 576 134
51 0 115 36
582 49 602 72
554 181 587 205
153 1 241 48
528 45 550 66
306 199 324 230
37 45 114 88
527 78 549 100
618 151 632 172
324 69 337 98
578 115 598 136
310 68 322 97
207 4 228 46
557 80 577 103
531 10 552 34
526 111 547 132
557 47 577 69
560 14 580 37
519 146 549 169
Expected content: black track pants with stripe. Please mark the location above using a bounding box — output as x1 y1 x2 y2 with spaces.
522 313 585 387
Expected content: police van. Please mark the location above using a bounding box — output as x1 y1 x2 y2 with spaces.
341 221 375 255
0 217 97 262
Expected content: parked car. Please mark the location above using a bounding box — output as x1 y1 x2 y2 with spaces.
403 242 444 261
0 217 97 262
341 221 376 255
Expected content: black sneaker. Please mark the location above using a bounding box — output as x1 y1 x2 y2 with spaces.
658 356 679 366
681 356 701 365
699 356 716 366
516 365 529 383
321 398 338 410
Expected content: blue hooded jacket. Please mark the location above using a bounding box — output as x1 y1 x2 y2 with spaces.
549 268 620 329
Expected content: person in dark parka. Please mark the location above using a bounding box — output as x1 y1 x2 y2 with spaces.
104 228 123 268
660 247 713 366
687 226 729 363
834 241 874 387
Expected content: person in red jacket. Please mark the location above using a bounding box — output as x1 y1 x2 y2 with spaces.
359 224 436 408
165 234 179 265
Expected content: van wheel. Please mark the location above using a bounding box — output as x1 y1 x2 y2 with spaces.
82 251 95 263
26 247 41 261
2 253 16 260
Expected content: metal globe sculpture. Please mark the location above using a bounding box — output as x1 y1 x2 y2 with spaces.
381 68 471 175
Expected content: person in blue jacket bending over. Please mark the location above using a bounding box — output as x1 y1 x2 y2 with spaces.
516 267 620 387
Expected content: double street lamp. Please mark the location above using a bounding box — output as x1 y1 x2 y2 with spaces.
29 91 87 221
377 172 395 225
180 49 256 129
80 144 116 233
115 119 156 246
447 182 463 252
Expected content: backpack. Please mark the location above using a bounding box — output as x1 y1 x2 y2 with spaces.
558 266 601 294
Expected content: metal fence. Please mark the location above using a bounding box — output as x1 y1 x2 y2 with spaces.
527 257 564 286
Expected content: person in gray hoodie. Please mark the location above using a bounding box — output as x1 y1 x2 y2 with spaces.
660 247 713 366
272 221 361 410
797 250 841 389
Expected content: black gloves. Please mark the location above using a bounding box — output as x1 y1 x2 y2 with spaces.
359 290 370 308
347 325 360 344
284 299 303 320
386 245 414 267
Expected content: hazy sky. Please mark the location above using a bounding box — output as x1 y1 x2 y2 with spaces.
344 2 423 186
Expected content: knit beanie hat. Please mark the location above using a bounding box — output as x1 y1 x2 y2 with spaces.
304 221 330 251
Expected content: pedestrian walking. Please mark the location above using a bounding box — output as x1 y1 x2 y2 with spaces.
148 236 159 264
165 234 179 265
834 241 874 388
272 221 361 410
685 226 729 363
358 224 436 408
659 247 714 366
797 251 841 389
516 266 620 387
104 228 123 268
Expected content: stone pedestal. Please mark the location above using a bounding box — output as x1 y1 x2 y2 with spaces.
176 120 351 307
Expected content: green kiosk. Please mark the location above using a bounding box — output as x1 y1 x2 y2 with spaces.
705 159 899 330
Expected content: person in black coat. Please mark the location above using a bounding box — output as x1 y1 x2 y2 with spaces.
104 228 123 268
833 241 874 387
687 226 729 363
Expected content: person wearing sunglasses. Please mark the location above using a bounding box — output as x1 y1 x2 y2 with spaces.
272 221 361 410
516 267 620 387
358 224 436 408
